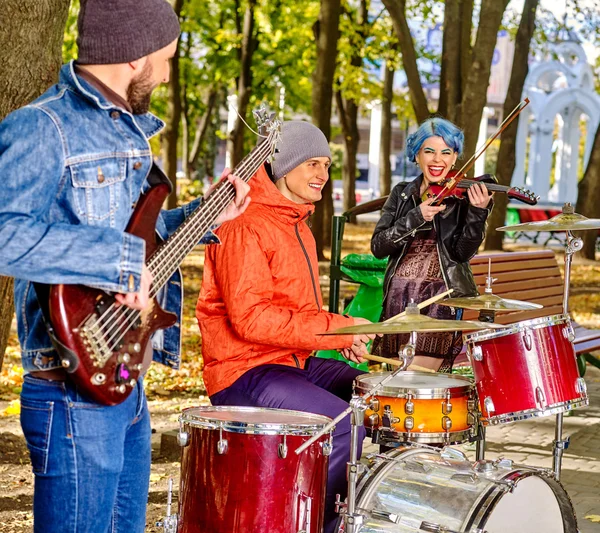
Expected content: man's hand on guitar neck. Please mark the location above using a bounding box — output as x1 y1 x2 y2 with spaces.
206 168 251 226
115 265 153 311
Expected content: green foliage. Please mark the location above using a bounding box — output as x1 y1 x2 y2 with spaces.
63 0 79 63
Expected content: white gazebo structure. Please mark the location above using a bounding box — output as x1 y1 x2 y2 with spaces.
511 37 600 204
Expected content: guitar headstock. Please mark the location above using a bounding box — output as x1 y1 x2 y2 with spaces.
252 105 281 156
508 186 539 206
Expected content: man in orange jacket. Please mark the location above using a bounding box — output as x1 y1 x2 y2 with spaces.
196 121 374 533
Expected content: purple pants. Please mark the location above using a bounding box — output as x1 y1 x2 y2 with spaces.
210 357 366 533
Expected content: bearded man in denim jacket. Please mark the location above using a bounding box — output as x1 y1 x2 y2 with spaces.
0 0 249 531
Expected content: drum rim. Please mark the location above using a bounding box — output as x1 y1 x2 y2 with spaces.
354 371 474 398
467 469 578 532
463 313 570 343
482 396 589 426
179 405 333 435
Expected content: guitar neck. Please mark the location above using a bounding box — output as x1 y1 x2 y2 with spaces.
146 135 275 295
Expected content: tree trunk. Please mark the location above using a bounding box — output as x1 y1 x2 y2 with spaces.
311 0 342 260
0 0 71 370
459 0 510 161
335 91 359 221
227 0 257 169
380 0 430 123
189 86 219 177
438 0 462 122
181 31 192 181
379 60 394 197
576 123 600 259
484 0 539 251
162 0 184 209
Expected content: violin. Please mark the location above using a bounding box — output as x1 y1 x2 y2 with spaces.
423 171 539 206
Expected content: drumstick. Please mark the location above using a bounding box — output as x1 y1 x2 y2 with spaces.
383 289 454 323
362 353 436 373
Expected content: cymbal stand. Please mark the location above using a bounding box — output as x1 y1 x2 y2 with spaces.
553 221 583 480
294 333 416 533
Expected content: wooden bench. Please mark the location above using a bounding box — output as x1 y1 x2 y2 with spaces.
459 250 600 371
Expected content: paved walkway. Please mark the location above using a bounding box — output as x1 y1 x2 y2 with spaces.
362 365 600 532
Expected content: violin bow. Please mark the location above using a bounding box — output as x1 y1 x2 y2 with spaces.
429 98 530 206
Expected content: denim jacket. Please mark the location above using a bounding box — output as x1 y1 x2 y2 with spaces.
0 61 217 373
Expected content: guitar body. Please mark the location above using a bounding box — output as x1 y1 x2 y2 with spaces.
49 183 177 405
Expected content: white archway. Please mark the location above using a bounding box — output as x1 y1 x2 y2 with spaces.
513 39 600 204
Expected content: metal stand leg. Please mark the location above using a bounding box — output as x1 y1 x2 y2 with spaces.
475 423 486 461
552 220 582 480
344 397 366 533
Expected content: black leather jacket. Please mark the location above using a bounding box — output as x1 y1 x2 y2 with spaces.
371 175 492 306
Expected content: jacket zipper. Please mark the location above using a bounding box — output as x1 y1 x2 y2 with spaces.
295 220 321 311
292 354 300 368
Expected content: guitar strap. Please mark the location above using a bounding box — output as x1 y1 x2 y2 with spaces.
32 282 80 373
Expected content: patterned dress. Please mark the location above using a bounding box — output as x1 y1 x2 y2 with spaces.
372 227 463 372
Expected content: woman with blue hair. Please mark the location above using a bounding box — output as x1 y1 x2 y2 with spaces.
371 117 492 372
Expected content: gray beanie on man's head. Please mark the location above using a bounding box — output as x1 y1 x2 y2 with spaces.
271 121 332 181
77 0 181 65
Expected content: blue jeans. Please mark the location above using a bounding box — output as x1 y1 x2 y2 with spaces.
20 374 151 533
210 357 366 533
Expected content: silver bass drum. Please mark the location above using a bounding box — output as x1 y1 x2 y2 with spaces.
340 446 577 533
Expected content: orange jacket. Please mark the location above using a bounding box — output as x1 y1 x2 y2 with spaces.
196 166 355 396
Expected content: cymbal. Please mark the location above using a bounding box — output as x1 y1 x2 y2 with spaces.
438 293 543 312
323 313 501 335
498 211 600 232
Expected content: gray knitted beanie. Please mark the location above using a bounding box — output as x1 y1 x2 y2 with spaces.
271 121 332 181
77 0 181 65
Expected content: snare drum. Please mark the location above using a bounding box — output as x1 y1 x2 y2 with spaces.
177 406 332 533
354 372 477 445
339 446 577 533
464 314 588 425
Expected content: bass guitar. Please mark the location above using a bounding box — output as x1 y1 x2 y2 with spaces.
47 110 281 405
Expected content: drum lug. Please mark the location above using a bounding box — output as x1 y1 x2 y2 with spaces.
369 398 380 412
442 391 452 415
440 447 468 462
470 345 483 362
483 396 495 415
177 419 189 447
371 508 401 524
450 472 478 484
404 416 415 431
576 377 587 394
523 330 533 351
322 433 333 456
217 426 228 455
368 413 380 428
296 492 312 533
405 393 414 415
441 416 452 431
467 411 477 426
563 323 575 342
278 434 288 459
535 386 546 408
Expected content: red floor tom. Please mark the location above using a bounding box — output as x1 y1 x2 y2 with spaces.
177 406 332 533
464 314 588 425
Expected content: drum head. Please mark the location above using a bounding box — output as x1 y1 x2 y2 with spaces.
355 371 473 398
180 405 332 435
482 474 575 533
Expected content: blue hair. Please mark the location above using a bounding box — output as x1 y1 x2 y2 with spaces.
406 117 464 163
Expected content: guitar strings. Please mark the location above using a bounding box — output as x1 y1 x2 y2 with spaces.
84 134 276 358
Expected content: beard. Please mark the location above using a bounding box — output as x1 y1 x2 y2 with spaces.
127 61 155 115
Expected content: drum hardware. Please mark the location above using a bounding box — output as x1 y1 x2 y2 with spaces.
322 433 334 456
404 394 414 414
523 330 533 350
217 425 228 455
297 492 312 533
157 477 178 533
498 202 595 479
278 434 288 459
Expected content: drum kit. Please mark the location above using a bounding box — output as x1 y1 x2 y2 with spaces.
158 202 597 533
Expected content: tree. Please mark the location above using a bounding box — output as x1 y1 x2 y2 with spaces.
379 59 396 197
484 0 540 251
0 0 71 369
311 0 343 260
162 0 185 209
576 123 600 259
